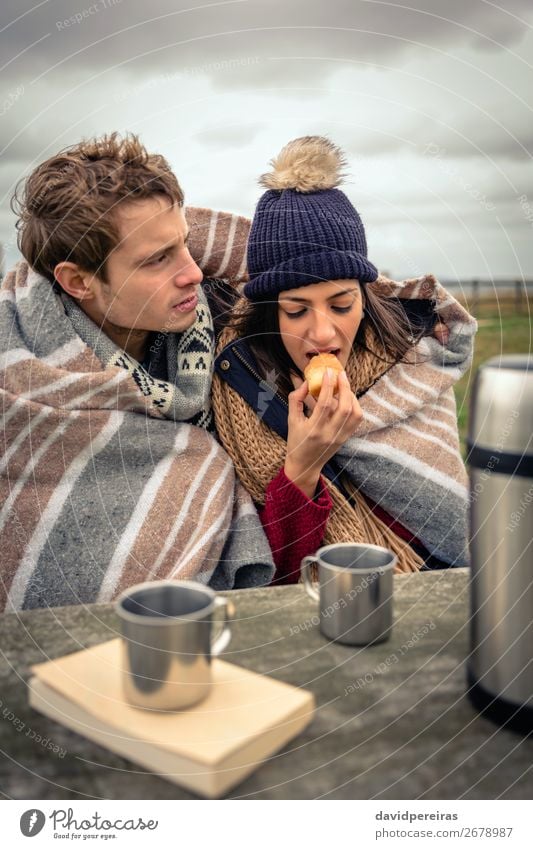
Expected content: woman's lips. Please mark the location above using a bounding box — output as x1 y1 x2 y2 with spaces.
305 348 340 361
172 293 198 313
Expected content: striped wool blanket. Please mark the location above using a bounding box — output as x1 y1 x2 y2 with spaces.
187 206 477 567
335 274 476 566
0 260 274 612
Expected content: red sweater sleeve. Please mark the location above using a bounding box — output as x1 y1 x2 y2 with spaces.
258 467 332 585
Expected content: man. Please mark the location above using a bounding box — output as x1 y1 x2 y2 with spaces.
0 133 274 611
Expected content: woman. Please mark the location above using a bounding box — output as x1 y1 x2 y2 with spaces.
211 136 476 583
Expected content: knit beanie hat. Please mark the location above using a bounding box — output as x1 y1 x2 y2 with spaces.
244 136 378 302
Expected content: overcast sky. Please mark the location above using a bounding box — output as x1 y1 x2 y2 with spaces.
1 0 532 282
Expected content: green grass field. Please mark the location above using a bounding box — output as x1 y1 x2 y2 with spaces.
453 295 532 452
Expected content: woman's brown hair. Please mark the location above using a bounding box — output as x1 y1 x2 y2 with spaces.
231 284 435 399
11 132 184 284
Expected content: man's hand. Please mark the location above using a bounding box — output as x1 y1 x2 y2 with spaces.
432 320 449 346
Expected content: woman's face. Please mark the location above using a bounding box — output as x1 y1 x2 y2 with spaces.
278 279 364 374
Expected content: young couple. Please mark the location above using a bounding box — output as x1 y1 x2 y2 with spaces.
0 133 475 610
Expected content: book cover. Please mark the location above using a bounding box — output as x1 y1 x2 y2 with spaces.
28 638 315 798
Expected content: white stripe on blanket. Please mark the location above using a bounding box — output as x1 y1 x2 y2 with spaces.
1 340 88 383
0 408 51 475
151 438 230 578
364 387 408 419
64 370 131 408
0 412 80 535
212 214 238 278
409 279 423 299
396 364 440 397
434 296 457 311
380 372 424 407
21 369 130 408
427 400 458 422
1 397 34 431
414 410 459 438
97 427 191 602
0 348 33 370
236 245 248 281
398 421 463 459
0 274 41 303
200 210 218 268
102 391 144 409
344 437 469 500
22 371 87 402
6 413 124 611
176 455 236 573
1 372 133 530
43 337 87 367
174 502 232 578
360 408 387 428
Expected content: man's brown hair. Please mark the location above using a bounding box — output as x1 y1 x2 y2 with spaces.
12 133 184 283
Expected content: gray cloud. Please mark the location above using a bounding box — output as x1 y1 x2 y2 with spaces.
195 122 266 148
1 0 532 277
2 0 532 89
413 111 533 161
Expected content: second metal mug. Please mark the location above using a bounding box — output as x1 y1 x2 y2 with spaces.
115 580 234 710
301 543 396 645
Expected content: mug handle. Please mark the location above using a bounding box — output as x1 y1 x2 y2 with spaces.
301 556 320 601
211 596 234 656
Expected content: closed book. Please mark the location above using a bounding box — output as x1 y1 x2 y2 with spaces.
28 638 315 798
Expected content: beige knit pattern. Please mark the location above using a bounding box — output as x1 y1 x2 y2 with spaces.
212 304 424 574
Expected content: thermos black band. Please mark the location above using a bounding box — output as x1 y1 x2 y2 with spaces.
467 668 533 735
467 443 533 477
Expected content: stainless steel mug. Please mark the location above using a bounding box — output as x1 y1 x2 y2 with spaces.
467 354 533 733
115 580 234 710
301 543 396 645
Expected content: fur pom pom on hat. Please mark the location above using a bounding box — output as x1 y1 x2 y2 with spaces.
244 135 378 302
259 136 347 193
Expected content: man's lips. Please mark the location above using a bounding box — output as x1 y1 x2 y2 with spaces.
172 293 198 313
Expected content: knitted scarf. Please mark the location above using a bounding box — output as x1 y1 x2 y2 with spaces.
60 286 215 429
209 275 475 573
0 262 275 611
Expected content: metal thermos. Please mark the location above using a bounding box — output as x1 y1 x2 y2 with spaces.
467 355 533 733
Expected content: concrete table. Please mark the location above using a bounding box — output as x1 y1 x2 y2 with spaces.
0 569 531 799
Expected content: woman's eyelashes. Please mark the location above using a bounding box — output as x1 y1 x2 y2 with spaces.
284 304 354 319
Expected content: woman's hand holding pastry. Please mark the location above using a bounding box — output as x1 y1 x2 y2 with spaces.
284 368 362 498
289 373 317 412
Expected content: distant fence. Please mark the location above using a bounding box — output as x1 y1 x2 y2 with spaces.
442 279 532 311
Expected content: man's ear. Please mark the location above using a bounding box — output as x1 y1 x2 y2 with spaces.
54 262 95 301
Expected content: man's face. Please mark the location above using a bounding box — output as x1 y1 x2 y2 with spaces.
83 196 203 343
